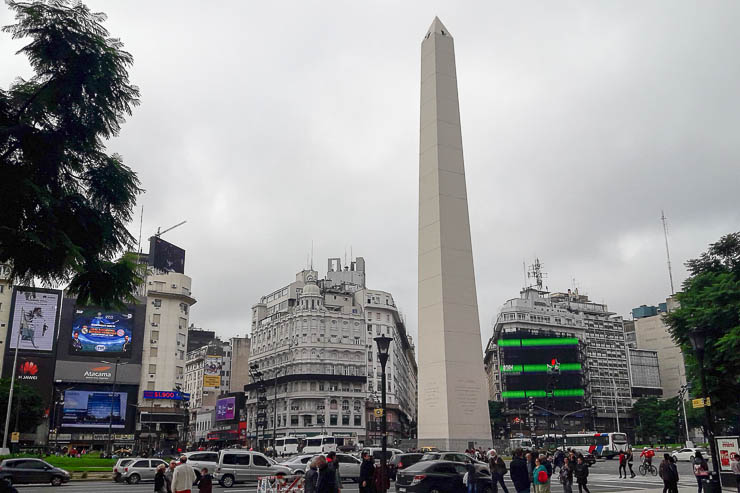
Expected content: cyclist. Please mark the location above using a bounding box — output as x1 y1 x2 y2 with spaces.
640 447 655 468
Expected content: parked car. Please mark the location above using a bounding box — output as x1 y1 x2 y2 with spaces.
0 458 71 487
360 447 405 462
214 450 291 487
184 451 219 479
395 460 491 493
303 453 361 482
112 458 134 482
278 454 315 475
120 458 169 484
420 451 488 469
582 453 597 466
672 448 709 462
389 453 424 480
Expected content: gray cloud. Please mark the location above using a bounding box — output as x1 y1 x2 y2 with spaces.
2 1 739 350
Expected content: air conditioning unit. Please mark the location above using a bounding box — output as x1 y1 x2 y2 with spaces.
150 340 158 344
171 284 177 288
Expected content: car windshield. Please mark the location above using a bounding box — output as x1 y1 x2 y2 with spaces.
422 453 441 461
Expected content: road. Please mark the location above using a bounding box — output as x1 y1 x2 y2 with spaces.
13 460 708 493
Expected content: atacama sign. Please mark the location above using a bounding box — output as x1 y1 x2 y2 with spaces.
54 360 141 384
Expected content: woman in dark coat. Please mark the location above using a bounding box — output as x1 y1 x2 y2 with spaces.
359 452 375 493
196 468 212 493
574 456 591 493
154 465 167 493
316 456 337 493
305 457 319 493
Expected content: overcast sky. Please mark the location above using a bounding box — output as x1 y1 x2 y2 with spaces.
2 1 739 352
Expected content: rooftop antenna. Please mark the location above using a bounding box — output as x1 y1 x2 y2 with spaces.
137 205 144 257
527 258 547 291
155 220 187 238
522 259 528 289
661 210 675 295
310 240 314 270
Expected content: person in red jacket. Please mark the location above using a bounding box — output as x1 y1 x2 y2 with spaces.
640 448 655 467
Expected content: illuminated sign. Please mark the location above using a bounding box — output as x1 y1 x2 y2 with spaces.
500 363 582 373
143 390 190 401
498 337 579 347
501 388 585 399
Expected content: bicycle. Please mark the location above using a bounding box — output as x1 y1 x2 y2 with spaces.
639 460 658 476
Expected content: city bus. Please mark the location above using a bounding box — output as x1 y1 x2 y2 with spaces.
507 437 535 454
274 436 300 456
302 435 338 454
538 432 628 458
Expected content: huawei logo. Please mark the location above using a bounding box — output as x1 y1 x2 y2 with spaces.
20 361 39 376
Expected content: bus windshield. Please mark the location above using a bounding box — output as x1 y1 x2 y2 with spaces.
612 433 628 444
306 438 321 447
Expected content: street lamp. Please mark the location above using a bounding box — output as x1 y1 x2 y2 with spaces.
374 335 392 493
102 359 128 457
687 329 721 481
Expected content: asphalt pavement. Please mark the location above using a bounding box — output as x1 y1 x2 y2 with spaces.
11 460 721 493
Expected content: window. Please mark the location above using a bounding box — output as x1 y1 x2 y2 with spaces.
342 400 349 411
153 299 162 308
147 381 155 390
342 415 349 426
291 415 299 426
330 414 338 426
330 399 338 410
354 415 361 426
253 455 270 467
149 364 156 374
133 460 149 468
150 348 158 358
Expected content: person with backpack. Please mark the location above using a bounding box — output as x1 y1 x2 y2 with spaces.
618 450 627 479
489 449 510 493
532 458 549 493
559 456 574 493
659 454 679 493
574 456 591 493
509 449 531 493
693 451 710 493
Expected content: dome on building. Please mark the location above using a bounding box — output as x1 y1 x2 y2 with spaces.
301 276 321 297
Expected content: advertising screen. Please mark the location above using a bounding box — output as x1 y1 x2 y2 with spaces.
61 390 128 428
203 355 222 390
716 437 739 472
148 237 185 274
215 397 236 421
7 288 61 352
1 355 56 406
69 307 134 356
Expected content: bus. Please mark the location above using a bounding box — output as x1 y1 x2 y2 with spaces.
302 435 337 454
274 436 300 456
507 437 535 454
538 432 629 458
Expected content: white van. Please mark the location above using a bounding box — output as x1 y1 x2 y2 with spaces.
302 435 337 454
275 436 300 456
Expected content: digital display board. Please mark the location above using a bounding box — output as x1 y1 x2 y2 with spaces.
215 397 236 421
69 307 134 355
148 237 185 274
61 390 128 428
1 354 56 407
7 288 61 353
203 355 222 390
143 390 189 401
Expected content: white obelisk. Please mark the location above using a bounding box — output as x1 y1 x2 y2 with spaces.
417 17 492 450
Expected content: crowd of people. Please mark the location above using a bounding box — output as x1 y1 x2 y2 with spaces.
153 455 212 493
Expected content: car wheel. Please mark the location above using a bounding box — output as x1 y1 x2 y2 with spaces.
127 473 141 484
220 474 235 488
51 476 64 487
293 470 304 476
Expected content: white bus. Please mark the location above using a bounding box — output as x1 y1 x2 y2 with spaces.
507 438 535 454
302 435 337 454
539 432 629 458
275 436 300 456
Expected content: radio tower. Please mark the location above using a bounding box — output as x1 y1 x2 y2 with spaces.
661 210 675 295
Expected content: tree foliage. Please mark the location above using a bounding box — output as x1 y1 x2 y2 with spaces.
0 0 142 308
632 397 683 444
0 378 46 440
665 232 740 416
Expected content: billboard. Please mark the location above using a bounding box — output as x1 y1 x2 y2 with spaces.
7 288 61 353
53 360 142 384
68 307 134 356
143 390 190 401
203 355 222 390
61 389 128 428
1 354 56 407
215 397 236 421
716 436 740 472
148 236 185 274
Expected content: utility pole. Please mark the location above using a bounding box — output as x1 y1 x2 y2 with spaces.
661 211 675 295
2 322 23 454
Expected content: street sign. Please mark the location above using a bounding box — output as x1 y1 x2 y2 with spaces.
692 397 711 408
10 432 19 443
374 408 384 417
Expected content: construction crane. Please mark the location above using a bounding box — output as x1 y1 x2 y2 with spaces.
155 220 187 238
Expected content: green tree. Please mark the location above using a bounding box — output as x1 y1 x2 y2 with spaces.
489 400 506 438
0 0 142 308
665 232 740 425
0 378 46 441
633 397 682 444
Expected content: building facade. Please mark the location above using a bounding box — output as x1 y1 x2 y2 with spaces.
627 348 662 400
229 335 251 394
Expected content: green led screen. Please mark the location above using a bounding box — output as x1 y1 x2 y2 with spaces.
500 363 582 373
501 388 585 399
496 337 579 348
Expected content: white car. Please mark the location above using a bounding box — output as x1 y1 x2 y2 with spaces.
303 453 362 482
184 451 219 478
672 448 708 462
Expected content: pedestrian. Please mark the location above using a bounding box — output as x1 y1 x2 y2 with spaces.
155 464 168 493
464 461 478 493
304 456 319 493
316 455 337 493
525 452 534 484
618 450 627 479
659 454 679 493
510 449 531 493
553 450 564 473
196 468 212 493
165 460 177 493
559 457 574 493
326 451 342 493
574 456 591 493
626 447 636 478
693 451 710 493
171 456 196 493
359 452 375 493
489 449 510 493
730 453 740 493
532 458 548 493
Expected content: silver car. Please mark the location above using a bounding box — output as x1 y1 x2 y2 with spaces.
214 450 291 487
183 451 219 478
120 458 169 484
304 453 361 482
279 454 315 475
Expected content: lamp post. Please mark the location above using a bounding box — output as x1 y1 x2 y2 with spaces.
272 367 283 456
1 318 24 454
374 335 392 493
688 330 720 479
102 359 127 457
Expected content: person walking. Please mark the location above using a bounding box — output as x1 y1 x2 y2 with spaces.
327 451 342 493
532 458 548 493
196 468 212 493
165 460 176 493
539 455 552 493
154 464 168 493
304 456 319 493
559 457 574 493
693 451 710 493
659 454 679 493
525 452 534 483
489 449 510 493
509 449 531 493
730 452 740 493
171 456 197 493
618 450 627 479
359 452 375 493
316 455 337 493
573 456 591 493
464 461 478 493
626 447 636 478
